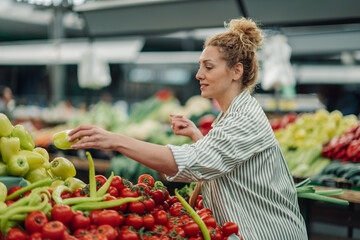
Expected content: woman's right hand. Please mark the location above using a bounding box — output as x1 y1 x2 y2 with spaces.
170 115 204 142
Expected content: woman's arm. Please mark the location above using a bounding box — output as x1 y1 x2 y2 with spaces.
68 125 178 176
170 115 204 142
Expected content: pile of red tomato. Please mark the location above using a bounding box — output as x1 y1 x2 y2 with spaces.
1 174 241 240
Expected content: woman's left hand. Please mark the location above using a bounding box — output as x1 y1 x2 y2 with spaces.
68 125 119 150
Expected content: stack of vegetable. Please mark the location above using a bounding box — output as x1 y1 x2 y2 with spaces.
0 150 242 240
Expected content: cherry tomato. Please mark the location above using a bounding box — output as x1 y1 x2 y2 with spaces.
72 188 89 198
51 205 74 225
161 201 170 211
25 211 48 234
150 190 165 204
61 191 72 199
168 226 185 238
126 214 143 230
137 174 155 187
196 199 203 210
150 205 164 215
104 195 121 211
116 197 129 212
118 229 140 240
110 175 126 192
5 228 27 240
95 175 107 190
80 233 108 240
71 211 91 231
42 221 65 240
73 229 90 238
128 201 146 215
166 217 182 229
62 231 78 240
134 183 150 196
7 186 25 201
154 210 168 225
28 232 43 240
142 214 155 230
107 186 119 197
151 225 168 236
98 210 121 228
167 196 180 206
169 202 186 217
90 210 103 225
201 215 217 228
183 221 200 237
196 208 213 218
97 224 118 240
215 226 223 240
207 226 217 240
120 188 139 198
222 222 239 237
142 198 155 212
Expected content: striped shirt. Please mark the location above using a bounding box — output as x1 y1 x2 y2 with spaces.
166 90 308 240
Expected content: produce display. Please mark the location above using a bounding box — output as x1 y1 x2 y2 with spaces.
0 140 242 240
274 109 359 178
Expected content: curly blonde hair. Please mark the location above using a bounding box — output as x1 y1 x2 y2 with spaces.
205 18 263 91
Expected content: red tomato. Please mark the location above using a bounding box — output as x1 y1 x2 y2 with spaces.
118 230 140 240
161 201 170 211
168 226 185 238
169 202 186 217
5 228 27 240
97 224 118 240
80 233 108 240
207 226 218 240
196 208 213 218
7 186 24 201
126 214 143 230
148 236 160 240
25 211 48 234
183 221 200 237
95 175 108 189
159 235 171 240
120 188 139 198
98 210 121 227
150 190 165 204
128 201 146 215
137 174 155 187
142 214 155 230
201 215 217 228
104 195 121 211
90 210 103 225
167 196 180 206
115 197 128 212
61 191 72 199
106 186 119 197
180 215 191 225
5 200 15 207
166 217 182 229
196 199 203 210
28 232 43 240
73 229 90 238
71 211 91 231
42 221 65 240
150 205 164 215
72 188 89 198
62 231 78 240
222 222 239 237
154 210 168 225
151 225 168 235
110 176 126 192
51 205 73 225
215 226 223 240
142 198 155 212
134 183 150 196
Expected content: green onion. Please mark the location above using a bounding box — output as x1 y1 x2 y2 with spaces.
297 192 349 206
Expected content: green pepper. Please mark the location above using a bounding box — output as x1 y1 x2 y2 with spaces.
0 137 20 163
7 155 29 177
71 196 142 211
0 113 13 137
0 181 7 202
49 179 65 190
25 167 49 183
53 129 79 150
33 147 50 169
64 177 86 191
50 157 76 180
52 185 72 205
11 124 35 151
0 202 6 211
18 150 46 170
0 161 7 176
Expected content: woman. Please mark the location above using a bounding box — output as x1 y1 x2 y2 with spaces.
69 18 307 239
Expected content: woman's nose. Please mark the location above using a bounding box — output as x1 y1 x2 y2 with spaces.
196 69 204 80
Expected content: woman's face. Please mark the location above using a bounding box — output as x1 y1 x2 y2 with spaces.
196 46 234 100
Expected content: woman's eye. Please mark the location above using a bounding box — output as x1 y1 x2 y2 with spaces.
205 66 212 70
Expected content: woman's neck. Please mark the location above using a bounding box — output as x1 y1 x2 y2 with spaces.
216 88 244 113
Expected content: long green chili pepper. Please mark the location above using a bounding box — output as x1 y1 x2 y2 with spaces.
295 178 311 188
314 189 344 196
97 171 114 197
62 194 110 206
0 195 31 214
86 152 96 198
5 177 59 201
297 192 349 206
174 188 210 240
0 213 27 221
296 186 315 194
52 185 72 205
71 196 142 211
1 193 49 233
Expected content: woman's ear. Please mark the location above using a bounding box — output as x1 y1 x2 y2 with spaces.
232 62 244 81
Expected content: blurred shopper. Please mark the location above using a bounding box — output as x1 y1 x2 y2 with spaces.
68 18 307 239
0 85 15 120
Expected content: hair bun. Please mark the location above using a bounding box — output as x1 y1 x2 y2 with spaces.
226 18 263 50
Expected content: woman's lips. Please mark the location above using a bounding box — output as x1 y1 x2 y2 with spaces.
200 84 208 91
